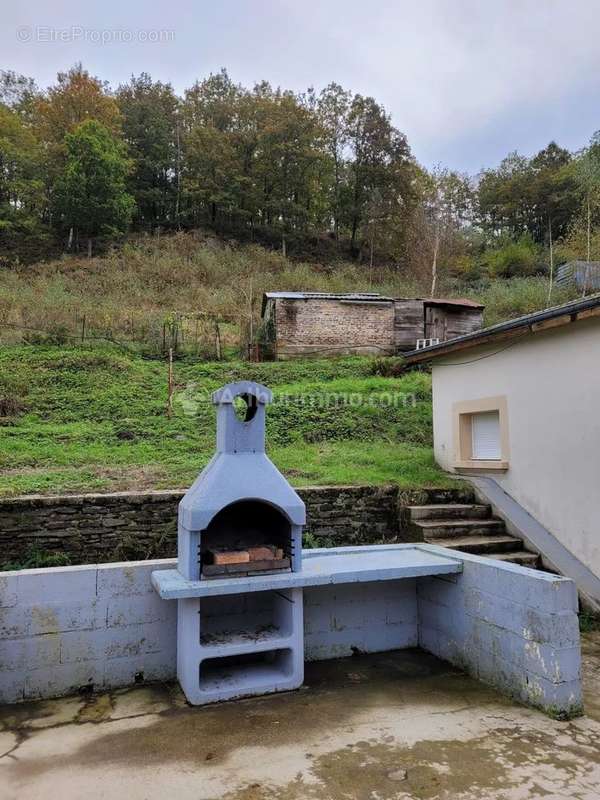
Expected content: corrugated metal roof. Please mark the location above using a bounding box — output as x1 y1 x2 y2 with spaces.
556 261 600 290
394 296 485 309
264 292 481 306
261 291 394 314
263 291 392 301
557 260 600 271
404 293 600 363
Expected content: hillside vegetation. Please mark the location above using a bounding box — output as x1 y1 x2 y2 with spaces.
0 347 456 497
0 234 578 356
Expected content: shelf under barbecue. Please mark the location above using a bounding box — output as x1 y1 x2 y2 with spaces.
199 626 294 656
198 648 296 696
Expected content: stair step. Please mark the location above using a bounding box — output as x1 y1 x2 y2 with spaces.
486 551 540 567
433 534 523 554
418 489 476 505
409 504 490 521
414 518 505 538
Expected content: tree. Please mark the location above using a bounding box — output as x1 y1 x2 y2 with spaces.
0 102 48 261
184 122 239 227
181 72 327 249
575 133 600 293
0 71 39 117
117 73 179 229
0 74 48 261
32 65 123 231
529 143 578 299
477 143 578 252
363 188 388 278
254 88 324 255
483 234 542 279
477 152 535 239
181 70 243 228
232 90 264 233
54 120 134 256
35 64 121 144
317 83 351 240
344 95 413 257
409 167 474 295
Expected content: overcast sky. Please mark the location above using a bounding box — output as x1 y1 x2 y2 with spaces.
3 0 600 174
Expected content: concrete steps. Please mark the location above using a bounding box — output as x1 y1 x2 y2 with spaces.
413 518 505 538
487 550 540 567
433 534 524 554
407 503 540 567
409 504 490 521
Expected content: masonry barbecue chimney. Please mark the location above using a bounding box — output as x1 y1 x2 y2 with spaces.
178 381 305 581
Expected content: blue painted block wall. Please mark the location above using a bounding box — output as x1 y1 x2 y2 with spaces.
417 545 582 718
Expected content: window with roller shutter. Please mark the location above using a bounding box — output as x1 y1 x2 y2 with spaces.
471 411 501 460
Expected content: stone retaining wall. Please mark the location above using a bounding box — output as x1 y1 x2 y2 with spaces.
0 485 473 569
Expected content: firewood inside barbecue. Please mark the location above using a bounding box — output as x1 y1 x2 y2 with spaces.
210 549 250 565
248 545 283 561
206 544 283 566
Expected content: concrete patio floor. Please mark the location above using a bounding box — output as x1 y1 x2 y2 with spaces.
1 632 600 800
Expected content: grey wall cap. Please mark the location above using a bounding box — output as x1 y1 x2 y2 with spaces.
212 381 273 405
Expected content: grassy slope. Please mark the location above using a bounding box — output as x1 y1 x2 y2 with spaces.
0 346 454 496
1 237 576 496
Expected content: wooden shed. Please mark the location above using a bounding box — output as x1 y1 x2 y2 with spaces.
261 292 484 359
394 298 485 351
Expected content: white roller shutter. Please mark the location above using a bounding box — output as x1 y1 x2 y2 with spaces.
471 411 501 460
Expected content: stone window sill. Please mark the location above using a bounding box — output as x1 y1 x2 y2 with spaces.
453 460 509 473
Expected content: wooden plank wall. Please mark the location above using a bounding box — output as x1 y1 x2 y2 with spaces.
394 299 424 350
444 309 484 339
395 302 483 350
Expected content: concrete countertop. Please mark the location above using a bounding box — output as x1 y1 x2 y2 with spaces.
151 544 463 599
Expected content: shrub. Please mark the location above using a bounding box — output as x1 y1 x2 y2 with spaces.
483 235 544 279
368 356 407 377
3 547 71 571
0 373 28 419
470 277 578 327
23 324 72 345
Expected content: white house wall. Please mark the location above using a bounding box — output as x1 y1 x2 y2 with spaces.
431 317 600 578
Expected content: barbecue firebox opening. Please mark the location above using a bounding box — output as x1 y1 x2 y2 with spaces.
200 499 293 578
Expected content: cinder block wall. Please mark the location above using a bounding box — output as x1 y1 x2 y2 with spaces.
0 547 582 717
304 580 418 661
418 546 582 718
0 561 417 704
0 560 176 704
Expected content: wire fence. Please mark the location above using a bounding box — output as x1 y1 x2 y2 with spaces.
0 311 251 361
